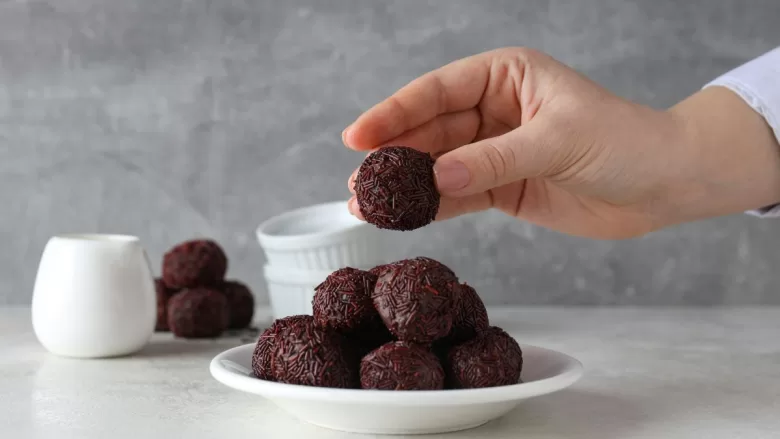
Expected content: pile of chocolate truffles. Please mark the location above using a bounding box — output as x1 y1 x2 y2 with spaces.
155 239 254 338
252 257 523 390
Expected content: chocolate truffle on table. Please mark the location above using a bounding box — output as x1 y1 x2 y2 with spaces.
154 278 178 332
372 257 459 344
162 239 227 289
271 318 358 388
360 341 445 390
167 287 229 338
312 267 379 333
445 326 523 389
355 146 440 231
220 280 255 329
252 315 312 381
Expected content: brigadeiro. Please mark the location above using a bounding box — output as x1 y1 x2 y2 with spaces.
372 257 459 344
355 146 440 231
167 287 229 338
360 341 445 390
162 239 228 289
271 318 358 388
220 280 254 329
445 326 523 389
445 283 489 345
252 315 312 381
154 278 178 332
312 267 379 333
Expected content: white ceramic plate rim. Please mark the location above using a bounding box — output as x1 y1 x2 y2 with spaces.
210 343 584 406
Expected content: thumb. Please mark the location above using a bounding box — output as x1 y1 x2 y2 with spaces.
433 120 559 197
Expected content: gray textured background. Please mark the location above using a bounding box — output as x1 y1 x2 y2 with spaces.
2 0 779 306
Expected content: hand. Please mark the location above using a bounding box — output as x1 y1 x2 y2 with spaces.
343 47 780 239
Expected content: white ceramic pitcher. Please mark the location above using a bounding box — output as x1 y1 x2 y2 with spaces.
31 234 156 358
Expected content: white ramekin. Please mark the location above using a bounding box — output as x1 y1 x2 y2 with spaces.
262 264 333 319
256 200 394 271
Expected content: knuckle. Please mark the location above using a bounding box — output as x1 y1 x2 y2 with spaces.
479 141 516 183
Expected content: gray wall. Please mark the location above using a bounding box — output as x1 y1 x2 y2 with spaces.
2 0 779 306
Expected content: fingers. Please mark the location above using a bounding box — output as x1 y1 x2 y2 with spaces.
347 193 493 221
433 120 556 197
343 53 492 151
380 109 481 156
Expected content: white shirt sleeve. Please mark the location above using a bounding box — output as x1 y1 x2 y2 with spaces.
703 46 780 218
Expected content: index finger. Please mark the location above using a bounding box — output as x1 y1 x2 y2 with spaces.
343 52 492 151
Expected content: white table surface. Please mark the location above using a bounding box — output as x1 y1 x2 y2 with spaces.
2 306 779 439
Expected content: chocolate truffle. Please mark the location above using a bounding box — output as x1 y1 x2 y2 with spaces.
372 257 459 344
154 277 178 332
368 261 402 278
252 315 312 381
162 239 228 289
167 287 229 338
444 283 489 345
360 341 445 390
355 146 440 231
271 318 358 388
220 280 254 329
312 267 379 333
445 326 523 389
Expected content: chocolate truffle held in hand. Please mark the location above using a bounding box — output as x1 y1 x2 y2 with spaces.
355 146 440 231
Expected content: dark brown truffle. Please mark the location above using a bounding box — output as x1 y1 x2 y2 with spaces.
444 283 489 345
372 257 459 344
167 287 229 338
162 239 228 289
220 280 255 329
445 326 523 389
251 315 312 381
355 146 440 231
360 341 445 390
312 267 379 333
154 277 178 332
271 318 358 388
368 261 403 278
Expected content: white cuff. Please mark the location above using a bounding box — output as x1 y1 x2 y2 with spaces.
703 47 780 218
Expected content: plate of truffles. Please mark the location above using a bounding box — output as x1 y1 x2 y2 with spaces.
210 256 583 435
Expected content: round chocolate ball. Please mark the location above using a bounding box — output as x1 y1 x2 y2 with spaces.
271 319 358 388
446 283 489 345
154 277 178 332
252 315 313 381
220 280 254 329
312 267 379 334
372 257 459 344
162 239 228 289
360 341 445 390
368 261 403 278
355 146 440 231
167 287 229 338
445 326 523 389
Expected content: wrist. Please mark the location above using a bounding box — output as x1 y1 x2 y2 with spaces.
664 86 780 224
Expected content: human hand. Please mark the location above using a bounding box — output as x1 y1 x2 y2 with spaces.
343 48 780 239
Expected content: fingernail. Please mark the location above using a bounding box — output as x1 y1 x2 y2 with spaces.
348 170 357 192
342 125 352 146
434 160 470 192
348 197 359 216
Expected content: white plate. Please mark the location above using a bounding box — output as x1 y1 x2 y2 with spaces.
210 343 583 435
